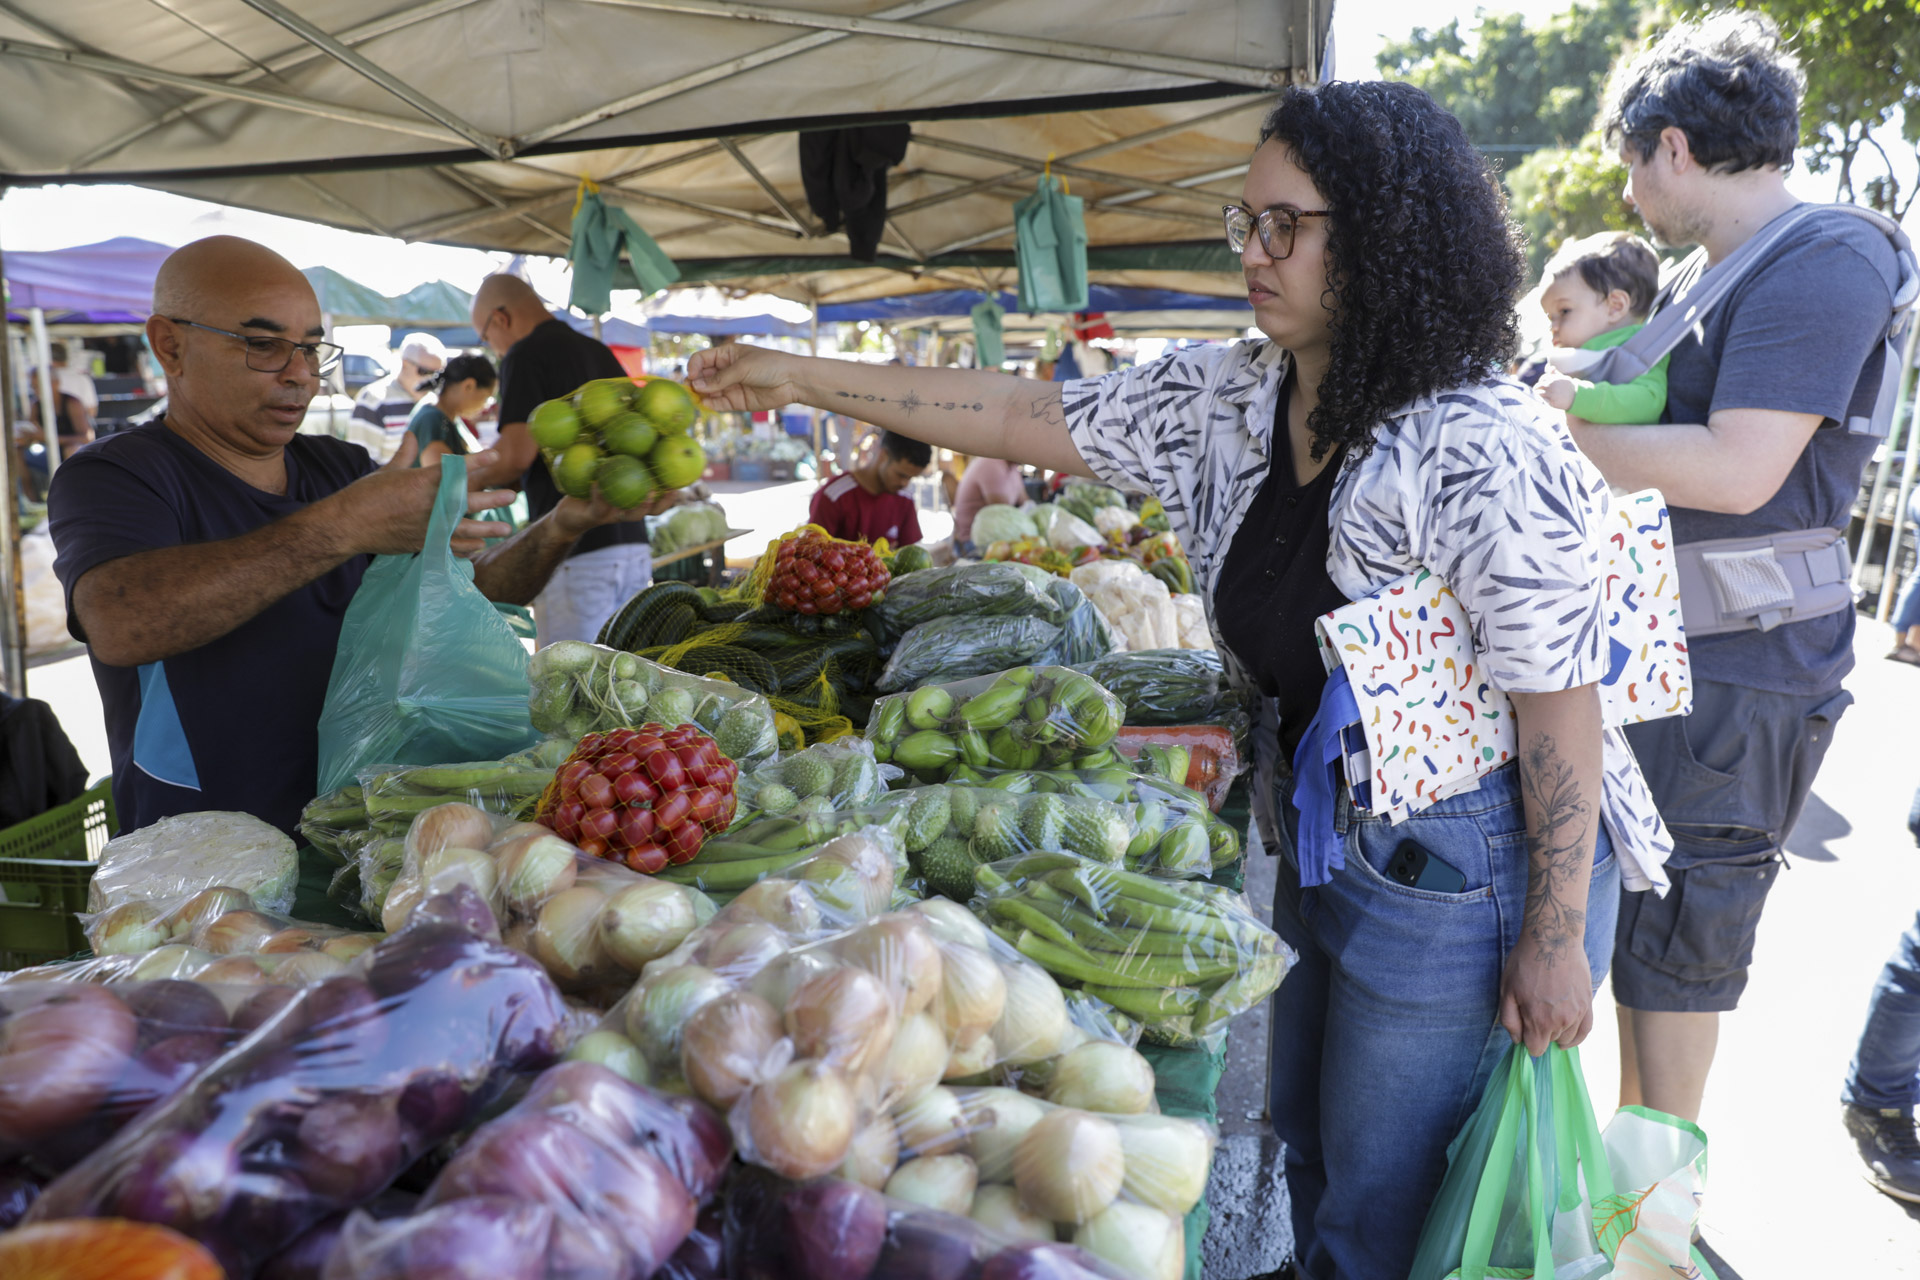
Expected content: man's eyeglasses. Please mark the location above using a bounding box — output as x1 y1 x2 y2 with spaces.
477 306 507 348
1223 205 1332 261
168 318 343 375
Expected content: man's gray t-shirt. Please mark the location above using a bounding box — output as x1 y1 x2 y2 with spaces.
1663 209 1899 695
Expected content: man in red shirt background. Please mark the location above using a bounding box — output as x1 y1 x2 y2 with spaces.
808 430 930 546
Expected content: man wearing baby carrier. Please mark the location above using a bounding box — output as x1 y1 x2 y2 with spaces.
1566 12 1916 1147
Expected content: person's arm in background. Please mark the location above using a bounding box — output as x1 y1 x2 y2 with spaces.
691 345 1090 476
68 436 512 668
471 487 677 606
61 395 95 454
469 420 537 489
1501 686 1604 1055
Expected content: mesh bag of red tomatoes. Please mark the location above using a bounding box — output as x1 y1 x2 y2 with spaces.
754 527 892 616
538 725 739 873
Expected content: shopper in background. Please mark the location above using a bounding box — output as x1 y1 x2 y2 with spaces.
351 332 445 462
20 341 99 495
951 454 1027 553
467 273 669 647
1570 12 1903 1126
808 429 930 546
408 352 497 466
1840 784 1920 1204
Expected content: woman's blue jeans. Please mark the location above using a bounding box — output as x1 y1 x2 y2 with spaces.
1841 786 1920 1112
1266 761 1620 1280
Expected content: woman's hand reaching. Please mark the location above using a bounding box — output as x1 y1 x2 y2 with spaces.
687 343 802 413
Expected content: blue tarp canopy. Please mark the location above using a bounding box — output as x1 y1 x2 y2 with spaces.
417 309 651 350
3 236 172 324
645 312 811 338
817 285 1246 323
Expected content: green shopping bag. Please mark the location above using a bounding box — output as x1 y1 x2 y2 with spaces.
971 295 1007 366
1410 1045 1716 1280
1015 176 1089 313
315 456 540 793
568 187 679 314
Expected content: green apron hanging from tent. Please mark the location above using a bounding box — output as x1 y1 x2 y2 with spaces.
568 182 680 314
970 296 1007 367
1014 174 1089 314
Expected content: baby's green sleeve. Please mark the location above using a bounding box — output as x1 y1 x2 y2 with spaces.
1569 353 1668 425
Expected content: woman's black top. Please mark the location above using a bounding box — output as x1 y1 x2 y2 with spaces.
1212 382 1350 762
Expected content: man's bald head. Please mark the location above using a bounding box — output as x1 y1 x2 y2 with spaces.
153 235 312 321
147 236 325 457
470 273 550 358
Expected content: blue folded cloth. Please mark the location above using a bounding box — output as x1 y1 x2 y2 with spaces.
1289 663 1360 888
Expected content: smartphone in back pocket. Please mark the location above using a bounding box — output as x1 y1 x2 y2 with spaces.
1385 840 1469 894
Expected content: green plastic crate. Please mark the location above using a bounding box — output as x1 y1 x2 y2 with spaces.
0 783 116 970
0 858 95 969
0 781 116 863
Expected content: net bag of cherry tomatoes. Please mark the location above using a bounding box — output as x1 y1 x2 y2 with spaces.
538 725 739 873
748 526 892 616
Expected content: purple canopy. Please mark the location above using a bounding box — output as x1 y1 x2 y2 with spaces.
4 236 173 324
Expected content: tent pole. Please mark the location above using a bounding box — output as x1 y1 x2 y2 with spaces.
1855 320 1920 589
0 237 27 695
809 294 822 460
28 307 57 485
1879 387 1920 623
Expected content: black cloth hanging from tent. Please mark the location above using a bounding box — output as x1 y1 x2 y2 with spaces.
798 125 912 262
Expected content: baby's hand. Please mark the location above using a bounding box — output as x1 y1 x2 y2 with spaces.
1537 376 1578 411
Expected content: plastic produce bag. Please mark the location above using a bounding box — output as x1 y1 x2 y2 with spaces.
25 919 572 1277
1072 652 1238 726
88 813 299 916
1170 596 1212 651
971 504 1039 548
1038 578 1116 667
1092 506 1140 538
1111 727 1242 810
315 456 538 795
871 562 1063 641
735 738 898 819
1070 561 1178 653
650 814 910 907
866 665 1125 784
1056 482 1126 526
0 980 303 1174
722 1165 1144 1280
971 853 1291 1046
325 1060 731 1280
1409 1045 1712 1280
80 886 380 978
877 616 1064 693
527 641 778 766
372 801 718 996
899 773 1239 893
1048 510 1103 551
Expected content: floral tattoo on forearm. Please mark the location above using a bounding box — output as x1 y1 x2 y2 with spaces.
1519 732 1592 967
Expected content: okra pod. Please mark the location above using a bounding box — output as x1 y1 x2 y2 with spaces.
1009 930 1163 990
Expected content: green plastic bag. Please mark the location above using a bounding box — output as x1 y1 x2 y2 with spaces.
315 456 540 794
1410 1045 1717 1280
1015 176 1089 313
971 294 1007 366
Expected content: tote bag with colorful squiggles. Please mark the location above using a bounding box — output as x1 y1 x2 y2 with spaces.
1316 489 1691 822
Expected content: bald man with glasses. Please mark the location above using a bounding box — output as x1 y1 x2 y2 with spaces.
47 236 653 836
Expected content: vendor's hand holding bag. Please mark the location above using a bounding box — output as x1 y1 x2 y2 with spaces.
315 455 539 793
1408 1044 1714 1280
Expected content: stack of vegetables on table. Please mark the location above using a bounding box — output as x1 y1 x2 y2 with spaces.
0 494 1291 1278
648 501 731 558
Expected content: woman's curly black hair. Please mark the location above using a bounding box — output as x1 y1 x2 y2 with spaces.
1259 81 1527 460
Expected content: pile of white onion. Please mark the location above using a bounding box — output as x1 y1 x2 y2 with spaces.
79 885 382 986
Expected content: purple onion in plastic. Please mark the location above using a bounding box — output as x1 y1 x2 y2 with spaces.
126 981 230 1044
783 1178 888 1280
979 1243 1134 1280
293 1091 404 1202
411 885 502 941
0 1157 40 1228
106 1126 240 1232
873 1209 985 1280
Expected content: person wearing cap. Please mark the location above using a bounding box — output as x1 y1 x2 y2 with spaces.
351 332 446 462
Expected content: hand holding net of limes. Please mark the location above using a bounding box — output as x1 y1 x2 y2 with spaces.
530 375 709 507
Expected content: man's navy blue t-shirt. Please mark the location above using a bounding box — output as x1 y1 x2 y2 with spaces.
48 424 377 836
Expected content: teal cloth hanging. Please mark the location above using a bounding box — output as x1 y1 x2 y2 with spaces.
1014 175 1089 314
568 187 680 314
970 296 1006 367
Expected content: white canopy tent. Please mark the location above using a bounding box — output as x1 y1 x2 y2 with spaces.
0 0 1333 689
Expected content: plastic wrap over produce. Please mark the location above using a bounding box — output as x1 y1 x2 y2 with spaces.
871 562 1064 642
78 887 381 983
1069 562 1179 654
972 853 1292 1048
87 813 299 916
25 918 572 1278
324 1060 731 1280
527 641 778 766
733 738 897 819
0 981 305 1176
723 1164 1160 1280
877 616 1064 693
865 665 1126 784
969 504 1040 548
1037 578 1116 667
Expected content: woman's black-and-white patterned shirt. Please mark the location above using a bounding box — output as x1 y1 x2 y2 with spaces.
1063 338 1672 893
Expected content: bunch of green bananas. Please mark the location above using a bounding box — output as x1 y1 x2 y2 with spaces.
865 665 1124 782
973 852 1288 1044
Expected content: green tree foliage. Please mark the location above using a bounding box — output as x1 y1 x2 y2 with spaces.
1669 0 1920 218
1377 0 1650 273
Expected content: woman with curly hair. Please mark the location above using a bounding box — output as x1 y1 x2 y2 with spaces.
691 79 1669 1278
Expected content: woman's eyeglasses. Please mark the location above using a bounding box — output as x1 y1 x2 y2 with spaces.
1223 205 1332 260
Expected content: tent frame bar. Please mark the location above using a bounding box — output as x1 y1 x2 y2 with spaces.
235 0 511 161
0 230 22 695
586 0 1288 91
603 185 805 238
911 134 1236 206
519 0 972 148
68 0 484 172
719 138 819 235
928 160 1240 255
0 36 464 147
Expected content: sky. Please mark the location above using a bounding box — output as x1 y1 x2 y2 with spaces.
0 0 1903 335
